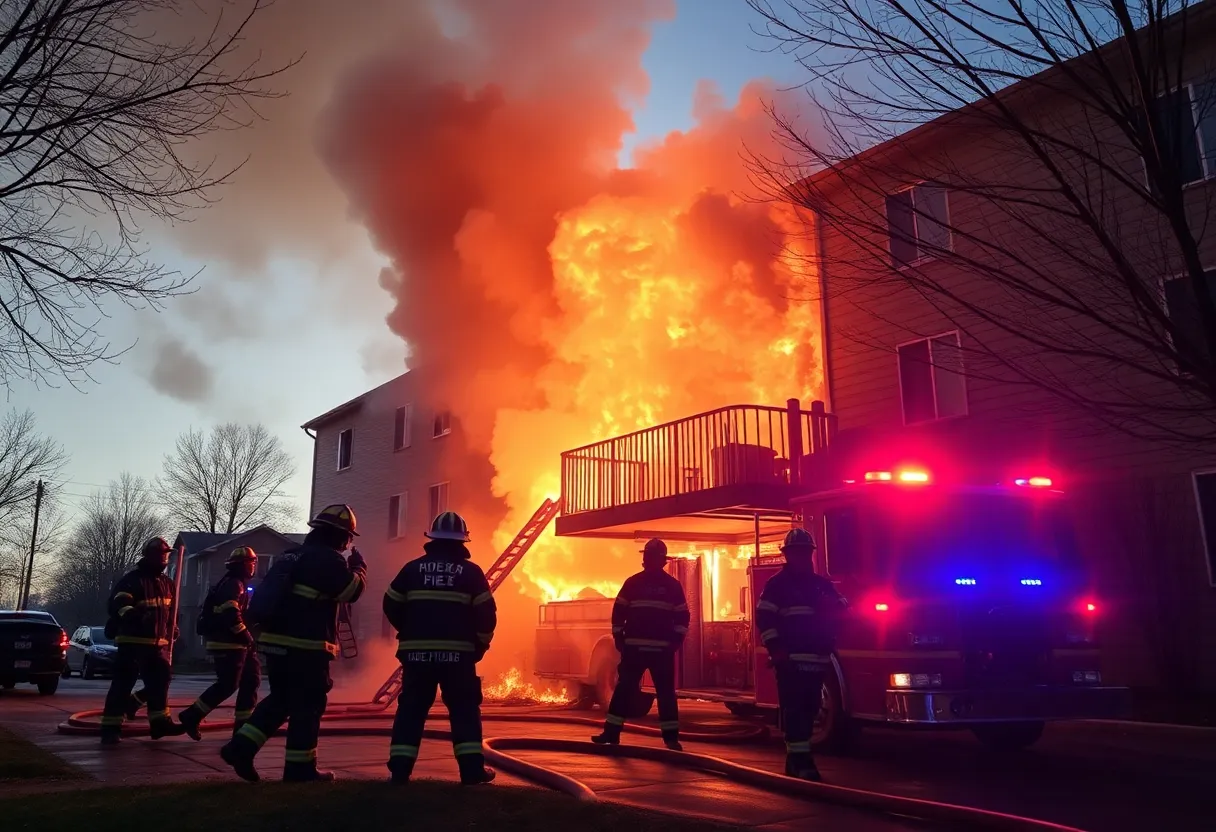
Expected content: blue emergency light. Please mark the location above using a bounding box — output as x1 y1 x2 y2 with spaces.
954 578 977 586
1020 579 1043 586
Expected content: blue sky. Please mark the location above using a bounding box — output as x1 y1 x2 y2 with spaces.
13 0 800 531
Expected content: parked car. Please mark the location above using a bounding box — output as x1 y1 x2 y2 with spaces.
0 610 68 695
64 625 118 679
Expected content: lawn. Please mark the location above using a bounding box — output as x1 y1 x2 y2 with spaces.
0 726 83 782
0 780 744 831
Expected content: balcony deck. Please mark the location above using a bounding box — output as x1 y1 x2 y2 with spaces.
556 400 835 544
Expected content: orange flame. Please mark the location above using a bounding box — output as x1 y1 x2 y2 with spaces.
484 667 570 705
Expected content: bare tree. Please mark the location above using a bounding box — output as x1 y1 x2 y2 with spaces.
160 422 296 534
0 407 66 512
748 0 1216 446
0 0 295 387
0 486 67 608
44 473 165 625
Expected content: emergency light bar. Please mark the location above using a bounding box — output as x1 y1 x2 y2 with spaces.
1020 579 1043 586
863 469 931 484
954 578 977 586
1014 476 1053 488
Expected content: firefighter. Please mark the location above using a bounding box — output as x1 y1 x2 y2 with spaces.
220 504 366 783
99 537 187 745
178 546 261 741
756 527 849 782
383 511 497 786
592 538 689 751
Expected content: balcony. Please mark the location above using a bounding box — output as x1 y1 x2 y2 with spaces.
556 399 835 543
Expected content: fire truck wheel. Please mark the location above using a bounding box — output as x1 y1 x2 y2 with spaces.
812 671 860 755
971 721 1045 751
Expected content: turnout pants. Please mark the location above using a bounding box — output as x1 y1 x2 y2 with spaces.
775 662 824 768
180 647 261 736
604 647 680 743
227 648 330 780
389 660 485 782
100 646 173 737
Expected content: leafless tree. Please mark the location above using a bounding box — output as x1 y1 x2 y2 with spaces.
44 473 165 625
160 422 297 534
0 0 295 388
0 486 67 608
0 407 65 512
748 0 1216 446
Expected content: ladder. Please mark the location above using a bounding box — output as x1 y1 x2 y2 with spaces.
371 498 562 706
337 603 359 659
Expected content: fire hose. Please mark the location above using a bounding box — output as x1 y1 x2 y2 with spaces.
58 704 1086 832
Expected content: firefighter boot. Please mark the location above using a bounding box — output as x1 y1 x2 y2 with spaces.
664 737 684 752
177 707 203 742
149 718 187 740
387 759 415 786
283 768 337 783
784 755 822 782
219 742 260 783
99 731 121 747
458 759 496 786
591 725 621 746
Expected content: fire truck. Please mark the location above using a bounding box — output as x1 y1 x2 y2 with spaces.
533 400 1132 751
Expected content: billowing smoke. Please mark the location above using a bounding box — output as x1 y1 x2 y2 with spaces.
311 1 823 682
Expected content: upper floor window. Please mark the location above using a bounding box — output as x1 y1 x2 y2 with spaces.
388 492 407 540
428 482 450 520
1162 270 1216 371
1192 471 1216 586
394 404 413 451
433 410 452 438
886 184 952 268
897 331 967 425
337 428 353 470
1146 83 1216 186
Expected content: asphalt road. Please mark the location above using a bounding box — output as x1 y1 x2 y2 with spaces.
4 677 1215 830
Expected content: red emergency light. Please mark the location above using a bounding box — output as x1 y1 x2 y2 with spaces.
873 602 891 612
1015 475 1054 488
864 469 931 484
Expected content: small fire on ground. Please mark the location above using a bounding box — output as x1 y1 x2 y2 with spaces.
484 667 570 706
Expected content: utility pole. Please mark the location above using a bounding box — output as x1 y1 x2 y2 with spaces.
19 480 44 610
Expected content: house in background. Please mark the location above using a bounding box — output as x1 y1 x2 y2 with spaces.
301 370 503 662
800 10 1216 692
171 525 305 663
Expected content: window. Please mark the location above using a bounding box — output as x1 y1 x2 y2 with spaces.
1192 472 1216 585
337 428 353 470
823 507 861 577
428 482 449 520
897 332 967 425
885 184 952 267
394 404 413 451
1145 82 1216 186
1163 270 1216 371
433 410 452 438
388 493 407 539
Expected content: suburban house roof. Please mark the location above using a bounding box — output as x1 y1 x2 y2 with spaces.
300 370 410 431
172 525 306 561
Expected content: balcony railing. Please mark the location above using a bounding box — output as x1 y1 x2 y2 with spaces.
560 399 835 516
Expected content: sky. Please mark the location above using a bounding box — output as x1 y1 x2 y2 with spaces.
10 0 803 532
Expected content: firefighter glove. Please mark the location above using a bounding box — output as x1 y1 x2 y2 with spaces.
347 547 367 571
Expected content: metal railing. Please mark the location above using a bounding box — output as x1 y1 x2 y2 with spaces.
560 400 835 515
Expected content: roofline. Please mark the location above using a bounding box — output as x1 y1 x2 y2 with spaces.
300 369 410 431
182 525 305 560
798 2 1216 193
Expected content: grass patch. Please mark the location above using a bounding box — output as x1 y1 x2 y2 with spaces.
0 780 742 830
0 726 83 782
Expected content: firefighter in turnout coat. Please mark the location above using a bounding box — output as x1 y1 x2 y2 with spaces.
756 527 849 782
220 505 367 783
178 547 262 740
383 511 498 786
99 537 187 745
592 538 690 751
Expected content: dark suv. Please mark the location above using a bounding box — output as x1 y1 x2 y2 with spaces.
0 610 68 695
